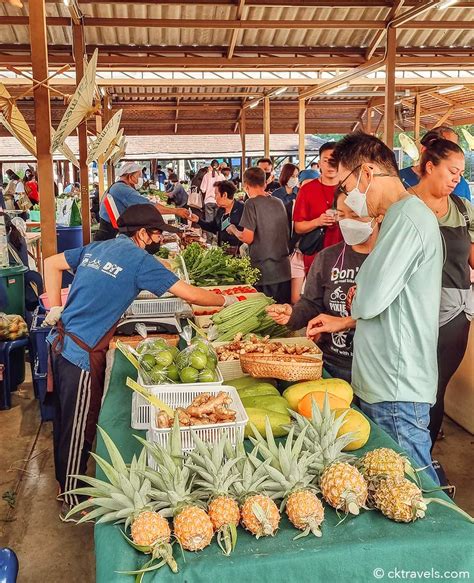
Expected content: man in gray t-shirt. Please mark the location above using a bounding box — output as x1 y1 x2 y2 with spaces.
228 167 291 303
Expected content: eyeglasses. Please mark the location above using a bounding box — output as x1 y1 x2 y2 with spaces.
337 164 394 196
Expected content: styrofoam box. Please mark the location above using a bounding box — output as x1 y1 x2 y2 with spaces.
131 368 224 429
213 336 323 381
146 385 248 464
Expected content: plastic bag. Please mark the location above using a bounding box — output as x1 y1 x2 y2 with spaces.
0 313 28 341
175 342 218 383
136 338 180 385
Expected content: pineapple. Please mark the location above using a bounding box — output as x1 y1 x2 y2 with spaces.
138 420 214 552
186 433 242 555
373 476 427 522
359 448 407 481
63 427 177 575
291 395 367 515
228 440 280 538
319 462 368 515
250 418 324 538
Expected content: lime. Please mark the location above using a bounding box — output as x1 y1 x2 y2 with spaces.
166 364 180 382
180 366 199 383
152 338 168 351
139 353 156 371
189 351 208 371
168 346 179 360
149 365 167 384
154 350 174 368
191 338 210 355
205 354 217 370
199 368 217 383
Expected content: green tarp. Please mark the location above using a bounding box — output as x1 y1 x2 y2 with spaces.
95 350 473 583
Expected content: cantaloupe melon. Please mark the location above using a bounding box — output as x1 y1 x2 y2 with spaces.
297 391 349 417
334 408 371 451
283 378 353 410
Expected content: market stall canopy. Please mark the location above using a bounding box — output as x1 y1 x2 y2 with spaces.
50 49 99 153
0 82 36 156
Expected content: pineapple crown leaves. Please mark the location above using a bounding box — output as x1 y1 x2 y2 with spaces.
249 420 317 500
63 432 158 527
288 398 356 472
232 451 274 502
186 432 243 498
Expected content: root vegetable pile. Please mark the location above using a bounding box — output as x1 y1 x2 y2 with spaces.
156 391 237 428
216 334 320 361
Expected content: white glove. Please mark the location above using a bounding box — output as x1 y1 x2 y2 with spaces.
223 295 239 308
43 306 64 327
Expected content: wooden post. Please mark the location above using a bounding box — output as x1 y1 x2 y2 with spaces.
63 160 70 186
103 94 114 190
263 96 270 158
95 112 106 198
414 93 421 142
72 22 91 244
384 26 397 148
29 0 57 258
240 107 246 178
298 98 306 169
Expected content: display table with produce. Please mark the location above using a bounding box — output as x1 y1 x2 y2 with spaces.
94 350 474 583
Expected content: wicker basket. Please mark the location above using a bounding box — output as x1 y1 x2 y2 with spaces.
240 353 323 382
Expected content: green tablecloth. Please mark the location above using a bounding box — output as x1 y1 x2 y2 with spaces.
95 350 473 583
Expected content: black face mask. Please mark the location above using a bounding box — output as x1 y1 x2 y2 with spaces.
145 241 161 255
265 172 271 181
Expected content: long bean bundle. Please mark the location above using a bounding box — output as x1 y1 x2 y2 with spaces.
210 295 289 341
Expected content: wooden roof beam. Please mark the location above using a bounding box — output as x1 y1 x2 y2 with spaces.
227 0 246 59
365 0 405 60
43 0 474 7
0 16 472 29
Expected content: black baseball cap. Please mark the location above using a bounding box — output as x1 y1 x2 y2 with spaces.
117 204 182 234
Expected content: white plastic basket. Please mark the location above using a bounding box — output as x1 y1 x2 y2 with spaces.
146 385 248 461
125 297 190 317
131 368 224 430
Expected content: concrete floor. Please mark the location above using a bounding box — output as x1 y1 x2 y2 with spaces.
0 377 473 583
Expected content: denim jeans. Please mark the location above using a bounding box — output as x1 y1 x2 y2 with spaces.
358 399 439 485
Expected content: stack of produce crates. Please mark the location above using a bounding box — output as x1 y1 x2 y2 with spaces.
29 308 55 421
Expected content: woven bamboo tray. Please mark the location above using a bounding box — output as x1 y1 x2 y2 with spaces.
240 353 323 382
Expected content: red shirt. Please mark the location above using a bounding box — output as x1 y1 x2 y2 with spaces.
293 178 342 272
25 180 39 204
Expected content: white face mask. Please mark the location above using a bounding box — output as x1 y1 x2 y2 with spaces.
339 217 374 246
287 177 299 189
344 171 370 217
135 176 144 190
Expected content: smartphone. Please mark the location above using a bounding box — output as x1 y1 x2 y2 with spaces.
221 217 231 230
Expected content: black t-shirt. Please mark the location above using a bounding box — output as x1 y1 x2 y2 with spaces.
288 242 368 371
198 200 245 247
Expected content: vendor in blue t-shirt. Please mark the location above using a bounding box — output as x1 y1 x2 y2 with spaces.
400 126 472 201
43 204 237 519
95 161 191 241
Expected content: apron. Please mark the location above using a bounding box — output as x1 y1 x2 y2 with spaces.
49 319 118 444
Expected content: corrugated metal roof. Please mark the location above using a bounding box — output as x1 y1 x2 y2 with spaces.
0 2 472 50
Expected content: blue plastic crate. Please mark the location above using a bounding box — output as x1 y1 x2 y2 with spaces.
33 366 55 422
29 308 51 376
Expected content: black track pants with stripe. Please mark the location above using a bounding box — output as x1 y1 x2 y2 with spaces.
51 353 95 506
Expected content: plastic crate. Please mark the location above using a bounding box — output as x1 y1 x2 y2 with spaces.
131 368 224 429
146 385 248 462
124 297 190 317
32 364 55 422
29 309 51 375
213 337 323 381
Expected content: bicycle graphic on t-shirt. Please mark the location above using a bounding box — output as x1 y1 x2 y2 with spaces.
330 286 347 301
